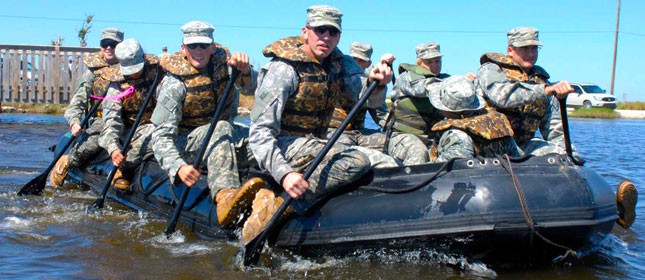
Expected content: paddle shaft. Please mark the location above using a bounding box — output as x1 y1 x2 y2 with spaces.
17 90 106 196
89 66 161 209
243 80 380 266
558 96 584 165
164 68 241 236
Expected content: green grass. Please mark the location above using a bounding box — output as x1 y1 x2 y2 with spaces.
617 101 645 110
569 108 619 119
1 102 67 115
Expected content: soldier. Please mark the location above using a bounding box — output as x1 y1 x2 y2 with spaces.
99 39 161 190
387 42 451 148
328 42 427 167
428 76 522 162
50 28 124 188
243 5 393 243
342 42 391 128
150 21 260 227
475 27 574 156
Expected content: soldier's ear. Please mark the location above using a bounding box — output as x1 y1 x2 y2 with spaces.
301 27 309 43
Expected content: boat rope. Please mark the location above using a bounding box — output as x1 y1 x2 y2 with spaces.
360 158 455 193
498 154 580 264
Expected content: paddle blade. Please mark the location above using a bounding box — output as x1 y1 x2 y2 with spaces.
243 235 264 266
17 173 47 196
86 197 105 212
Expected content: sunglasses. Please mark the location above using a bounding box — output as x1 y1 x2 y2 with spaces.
186 43 211 50
100 40 118 49
310 26 341 37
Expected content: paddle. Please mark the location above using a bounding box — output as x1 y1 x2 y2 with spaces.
17 90 107 196
163 68 241 237
243 80 380 266
87 65 161 210
557 95 584 165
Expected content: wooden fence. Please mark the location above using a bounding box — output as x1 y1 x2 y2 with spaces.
0 44 99 104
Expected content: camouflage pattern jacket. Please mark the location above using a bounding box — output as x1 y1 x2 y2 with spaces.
431 109 522 162
475 53 565 149
328 57 390 131
100 54 161 156
388 63 448 143
249 36 386 183
64 52 118 126
151 47 257 180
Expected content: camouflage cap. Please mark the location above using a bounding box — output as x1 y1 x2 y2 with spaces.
306 5 343 32
507 27 542 47
349 42 373 61
101 28 124 43
181 21 214 45
416 42 442 60
116 38 145 76
429 76 484 112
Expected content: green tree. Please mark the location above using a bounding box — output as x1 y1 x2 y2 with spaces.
77 15 93 47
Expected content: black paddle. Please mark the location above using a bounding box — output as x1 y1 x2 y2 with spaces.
163 68 241 237
87 66 161 210
243 80 380 266
557 95 584 166
18 90 107 196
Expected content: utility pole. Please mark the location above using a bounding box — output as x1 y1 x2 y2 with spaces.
609 0 621 96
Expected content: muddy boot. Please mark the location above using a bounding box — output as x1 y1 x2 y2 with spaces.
216 177 264 226
617 179 638 229
50 155 71 188
242 188 294 244
111 169 131 191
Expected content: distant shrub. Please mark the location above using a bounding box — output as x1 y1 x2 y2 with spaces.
617 101 645 110
569 108 619 119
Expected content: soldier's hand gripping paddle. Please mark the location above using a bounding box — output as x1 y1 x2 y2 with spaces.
243 80 380 266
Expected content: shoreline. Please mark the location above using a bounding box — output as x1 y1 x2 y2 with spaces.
565 108 645 119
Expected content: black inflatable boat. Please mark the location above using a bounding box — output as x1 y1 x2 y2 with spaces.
61 132 617 263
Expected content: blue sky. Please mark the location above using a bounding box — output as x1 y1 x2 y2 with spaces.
2 0 644 101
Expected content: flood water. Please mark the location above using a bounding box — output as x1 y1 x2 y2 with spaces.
0 113 643 279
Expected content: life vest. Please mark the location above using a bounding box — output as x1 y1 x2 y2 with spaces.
263 36 344 139
108 54 161 126
480 53 550 143
160 46 233 130
329 96 367 131
83 52 118 117
389 63 447 144
431 109 515 157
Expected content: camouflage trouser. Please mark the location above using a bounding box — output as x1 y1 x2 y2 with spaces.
520 138 565 156
232 122 258 179
277 136 370 214
118 123 154 179
68 119 105 167
178 121 239 198
328 129 429 167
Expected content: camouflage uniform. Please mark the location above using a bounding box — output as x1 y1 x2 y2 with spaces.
475 53 566 156
151 46 256 198
249 36 388 213
65 52 119 168
99 46 161 179
328 62 428 167
429 76 523 162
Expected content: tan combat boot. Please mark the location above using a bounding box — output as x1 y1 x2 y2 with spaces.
617 179 638 229
215 177 264 226
242 188 294 244
111 169 131 191
50 155 71 188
